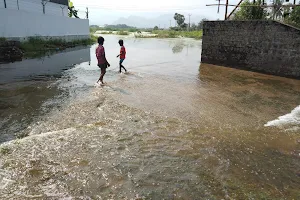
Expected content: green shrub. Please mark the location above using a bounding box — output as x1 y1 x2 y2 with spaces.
150 30 202 39
0 37 6 42
21 36 96 58
116 31 129 35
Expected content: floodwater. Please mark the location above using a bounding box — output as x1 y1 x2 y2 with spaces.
0 35 299 199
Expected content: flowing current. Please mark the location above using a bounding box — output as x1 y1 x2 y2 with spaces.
0 35 300 199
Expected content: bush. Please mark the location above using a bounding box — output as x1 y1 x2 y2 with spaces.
150 30 203 39
116 31 129 35
128 28 139 32
20 36 96 58
232 0 267 20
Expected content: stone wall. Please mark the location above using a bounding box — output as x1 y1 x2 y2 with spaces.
201 20 300 79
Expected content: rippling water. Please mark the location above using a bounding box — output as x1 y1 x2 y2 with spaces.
0 35 299 199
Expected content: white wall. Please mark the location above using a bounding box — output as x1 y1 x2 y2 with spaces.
0 8 89 40
0 0 68 16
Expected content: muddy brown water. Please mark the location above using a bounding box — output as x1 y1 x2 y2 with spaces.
0 35 299 199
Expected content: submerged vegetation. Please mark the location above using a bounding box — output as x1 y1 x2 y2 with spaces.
20 36 97 58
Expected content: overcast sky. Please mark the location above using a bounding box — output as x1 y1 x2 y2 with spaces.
72 0 245 25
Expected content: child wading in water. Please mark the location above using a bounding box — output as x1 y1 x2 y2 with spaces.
96 36 110 85
116 39 127 73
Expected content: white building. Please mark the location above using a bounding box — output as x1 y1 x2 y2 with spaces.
0 0 89 41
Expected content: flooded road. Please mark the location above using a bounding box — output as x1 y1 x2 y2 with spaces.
0 35 300 199
0 47 91 142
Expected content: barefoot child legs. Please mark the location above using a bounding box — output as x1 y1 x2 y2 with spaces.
116 39 127 73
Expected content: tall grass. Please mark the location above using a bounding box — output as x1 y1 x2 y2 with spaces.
136 30 203 39
180 30 203 40
99 31 113 34
0 37 6 42
116 31 129 35
21 36 96 58
151 30 178 38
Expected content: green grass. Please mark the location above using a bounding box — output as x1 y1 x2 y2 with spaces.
180 30 203 39
91 27 141 33
116 31 129 35
0 146 10 155
135 30 203 39
99 31 113 34
0 37 6 42
149 30 203 39
20 35 96 58
127 28 139 32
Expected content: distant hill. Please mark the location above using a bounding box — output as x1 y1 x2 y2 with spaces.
112 14 207 28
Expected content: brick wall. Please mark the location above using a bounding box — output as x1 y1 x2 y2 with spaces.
201 20 300 79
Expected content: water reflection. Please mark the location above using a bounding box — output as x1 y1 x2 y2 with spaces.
0 47 91 84
172 43 184 54
0 47 91 143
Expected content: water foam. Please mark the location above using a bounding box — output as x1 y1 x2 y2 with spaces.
265 105 300 128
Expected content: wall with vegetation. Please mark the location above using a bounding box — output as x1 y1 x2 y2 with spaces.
0 8 89 41
201 20 300 79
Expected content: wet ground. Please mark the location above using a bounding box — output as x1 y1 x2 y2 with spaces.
0 35 300 199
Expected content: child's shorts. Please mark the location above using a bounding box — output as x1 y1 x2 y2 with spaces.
98 63 107 69
120 59 125 64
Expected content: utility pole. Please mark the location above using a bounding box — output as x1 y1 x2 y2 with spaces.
188 14 192 31
86 7 89 19
4 0 7 8
217 0 221 13
227 0 243 19
225 0 229 20
17 0 19 10
170 20 171 28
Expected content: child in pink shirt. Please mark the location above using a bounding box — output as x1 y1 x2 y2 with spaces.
96 36 110 85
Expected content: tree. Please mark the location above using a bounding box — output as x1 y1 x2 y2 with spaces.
270 0 284 20
181 23 188 29
153 26 159 30
198 18 208 30
68 7 79 18
190 23 197 31
68 0 79 18
285 6 300 27
174 13 185 28
233 0 267 20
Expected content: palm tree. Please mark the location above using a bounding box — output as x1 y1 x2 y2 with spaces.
270 0 284 20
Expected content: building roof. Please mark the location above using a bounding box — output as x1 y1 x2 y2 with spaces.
50 0 68 6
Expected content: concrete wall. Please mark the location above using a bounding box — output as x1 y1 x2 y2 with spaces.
0 0 68 16
201 20 300 79
0 8 89 41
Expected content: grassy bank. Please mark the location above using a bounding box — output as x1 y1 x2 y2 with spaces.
95 30 130 36
116 31 130 35
21 36 97 58
90 27 140 34
135 30 203 40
